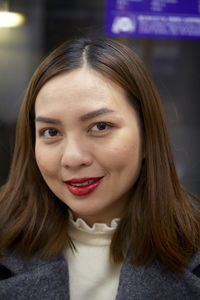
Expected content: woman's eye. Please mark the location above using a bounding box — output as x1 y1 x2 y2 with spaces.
41 128 59 137
91 122 112 132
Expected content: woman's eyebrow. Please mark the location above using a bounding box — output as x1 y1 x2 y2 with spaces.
79 108 115 121
35 108 115 124
35 116 61 124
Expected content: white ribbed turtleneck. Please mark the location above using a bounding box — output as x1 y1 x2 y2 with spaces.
63 212 122 300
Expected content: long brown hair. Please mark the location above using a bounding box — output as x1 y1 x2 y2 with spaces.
0 38 200 273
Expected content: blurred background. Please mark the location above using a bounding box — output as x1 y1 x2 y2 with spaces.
0 0 200 196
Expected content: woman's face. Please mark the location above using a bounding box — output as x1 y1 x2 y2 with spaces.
35 68 143 225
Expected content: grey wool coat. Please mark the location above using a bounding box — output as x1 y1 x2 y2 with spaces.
0 251 200 300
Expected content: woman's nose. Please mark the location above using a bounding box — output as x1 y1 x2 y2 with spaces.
60 138 93 169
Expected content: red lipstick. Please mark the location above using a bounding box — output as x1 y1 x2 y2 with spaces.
65 177 103 196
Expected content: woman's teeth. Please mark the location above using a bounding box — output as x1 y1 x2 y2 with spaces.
70 179 98 187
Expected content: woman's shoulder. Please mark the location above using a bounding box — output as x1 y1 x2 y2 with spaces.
1 251 65 273
117 250 200 299
0 251 69 300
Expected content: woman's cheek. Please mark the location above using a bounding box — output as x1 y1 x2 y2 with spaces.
35 146 57 176
96 133 141 169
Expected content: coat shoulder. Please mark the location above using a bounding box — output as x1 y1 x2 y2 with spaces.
0 251 69 300
116 251 200 300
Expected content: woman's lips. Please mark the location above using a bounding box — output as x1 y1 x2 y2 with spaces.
65 177 104 196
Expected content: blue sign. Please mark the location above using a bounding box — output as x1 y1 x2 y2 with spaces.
105 0 200 39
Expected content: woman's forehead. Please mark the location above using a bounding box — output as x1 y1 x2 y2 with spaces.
34 68 133 114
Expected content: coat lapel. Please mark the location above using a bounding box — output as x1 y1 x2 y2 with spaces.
0 252 70 300
116 252 200 299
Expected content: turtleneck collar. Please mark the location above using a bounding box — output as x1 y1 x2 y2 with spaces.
68 210 120 246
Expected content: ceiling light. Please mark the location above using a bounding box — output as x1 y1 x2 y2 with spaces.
0 11 25 27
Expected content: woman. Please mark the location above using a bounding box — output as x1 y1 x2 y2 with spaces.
0 37 200 299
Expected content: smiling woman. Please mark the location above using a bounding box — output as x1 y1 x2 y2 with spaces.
34 68 143 226
0 38 200 299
